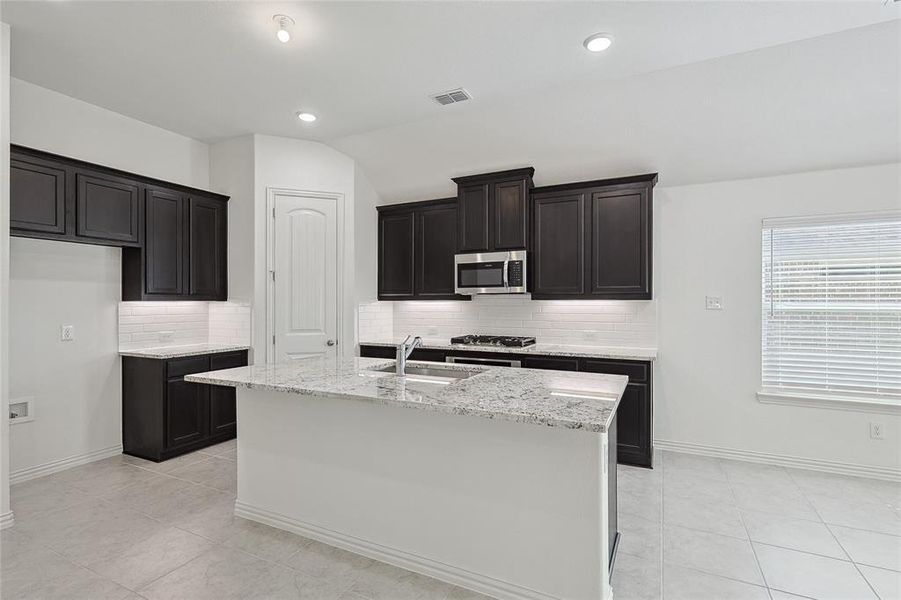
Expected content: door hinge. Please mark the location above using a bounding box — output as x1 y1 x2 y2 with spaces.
272 207 276 218
270 270 275 281
272 335 276 345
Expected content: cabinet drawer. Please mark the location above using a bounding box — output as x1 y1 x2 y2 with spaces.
521 356 580 371
409 348 447 362
167 356 211 378
360 345 397 359
580 359 648 383
210 351 248 371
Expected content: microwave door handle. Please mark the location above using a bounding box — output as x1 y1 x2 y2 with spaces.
503 260 509 289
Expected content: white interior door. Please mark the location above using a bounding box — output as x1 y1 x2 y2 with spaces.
272 192 339 360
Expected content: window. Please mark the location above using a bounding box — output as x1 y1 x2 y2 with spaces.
761 212 901 407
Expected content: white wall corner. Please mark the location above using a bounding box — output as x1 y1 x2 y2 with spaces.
0 21 13 520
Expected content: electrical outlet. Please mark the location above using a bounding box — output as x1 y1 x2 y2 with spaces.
160 330 175 342
705 296 724 310
60 325 74 341
427 325 438 336
870 422 884 440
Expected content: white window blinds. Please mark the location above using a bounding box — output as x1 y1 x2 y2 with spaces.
761 212 901 401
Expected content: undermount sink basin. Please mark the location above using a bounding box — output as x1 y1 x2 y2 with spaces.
372 364 475 380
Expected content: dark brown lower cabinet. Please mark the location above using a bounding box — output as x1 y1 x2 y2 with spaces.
123 350 248 462
208 352 245 436
358 344 653 468
165 378 209 449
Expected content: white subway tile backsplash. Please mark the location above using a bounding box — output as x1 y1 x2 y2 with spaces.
359 295 657 348
118 301 252 351
358 301 394 341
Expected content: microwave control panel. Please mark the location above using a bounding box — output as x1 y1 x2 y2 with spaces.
508 260 524 286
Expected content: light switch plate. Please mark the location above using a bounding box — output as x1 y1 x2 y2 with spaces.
60 325 74 341
705 296 724 311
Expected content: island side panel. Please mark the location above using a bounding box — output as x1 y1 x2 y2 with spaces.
235 388 611 600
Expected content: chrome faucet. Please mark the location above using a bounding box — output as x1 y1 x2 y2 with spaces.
396 335 423 376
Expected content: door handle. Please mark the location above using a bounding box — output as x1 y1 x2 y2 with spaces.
326 339 337 347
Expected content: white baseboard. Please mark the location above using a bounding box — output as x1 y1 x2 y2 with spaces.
10 444 123 485
0 511 14 530
654 439 901 482
235 501 562 600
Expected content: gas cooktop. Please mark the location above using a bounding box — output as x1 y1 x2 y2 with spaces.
450 334 537 348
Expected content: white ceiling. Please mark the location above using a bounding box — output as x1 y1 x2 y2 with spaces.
1 1 897 143
334 19 901 201
1 1 898 199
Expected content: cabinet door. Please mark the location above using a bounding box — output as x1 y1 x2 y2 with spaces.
614 383 652 468
187 197 226 299
209 352 247 437
75 171 141 244
493 178 528 250
531 192 587 297
590 188 651 298
10 156 67 235
457 183 490 252
415 203 459 298
580 358 653 468
145 188 185 295
165 378 209 449
378 211 415 299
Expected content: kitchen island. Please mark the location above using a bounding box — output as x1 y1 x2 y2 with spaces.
187 357 628 600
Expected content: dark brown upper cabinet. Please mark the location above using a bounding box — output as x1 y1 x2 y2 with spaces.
10 146 142 247
188 196 227 298
10 145 229 301
531 191 587 297
75 170 141 245
530 173 656 300
143 187 185 296
378 199 469 301
452 168 534 253
378 209 415 299
10 152 67 236
123 188 228 301
415 201 461 298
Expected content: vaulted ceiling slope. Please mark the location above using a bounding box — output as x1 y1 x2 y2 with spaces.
1 1 898 200
333 20 901 201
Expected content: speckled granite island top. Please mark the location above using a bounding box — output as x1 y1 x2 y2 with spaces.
119 343 251 359
186 357 628 433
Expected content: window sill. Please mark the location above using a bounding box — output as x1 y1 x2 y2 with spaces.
757 390 901 415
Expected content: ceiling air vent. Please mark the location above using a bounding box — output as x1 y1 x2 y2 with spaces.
430 88 472 106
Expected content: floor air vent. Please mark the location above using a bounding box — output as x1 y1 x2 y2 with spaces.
430 88 472 106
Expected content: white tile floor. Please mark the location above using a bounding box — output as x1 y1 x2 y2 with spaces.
613 451 901 600
2 446 899 599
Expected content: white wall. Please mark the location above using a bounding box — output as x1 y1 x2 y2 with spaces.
250 135 357 359
1 22 13 526
8 80 211 478
10 239 121 474
655 163 901 473
210 135 255 304
11 79 209 188
354 167 381 305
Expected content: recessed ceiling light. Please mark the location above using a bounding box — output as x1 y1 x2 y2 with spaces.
583 33 613 53
273 14 295 43
297 112 317 122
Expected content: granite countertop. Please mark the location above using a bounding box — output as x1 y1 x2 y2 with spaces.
186 356 627 433
119 344 251 359
359 338 657 361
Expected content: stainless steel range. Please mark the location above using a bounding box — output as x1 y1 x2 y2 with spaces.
450 334 536 348
446 334 536 368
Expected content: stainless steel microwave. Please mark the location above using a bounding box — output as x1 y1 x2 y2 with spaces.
454 250 527 295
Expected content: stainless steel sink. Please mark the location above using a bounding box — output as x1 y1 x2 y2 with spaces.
372 364 475 380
